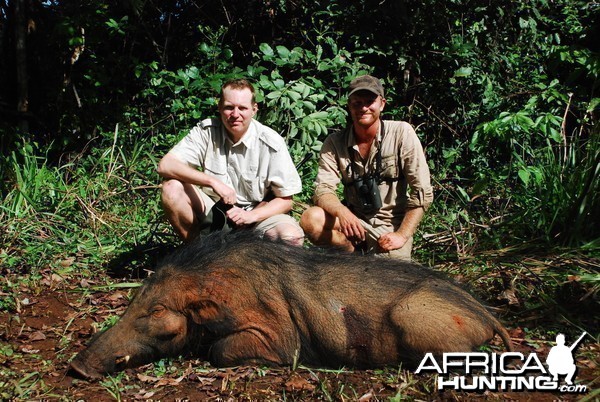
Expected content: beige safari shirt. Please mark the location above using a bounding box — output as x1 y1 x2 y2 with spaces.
314 120 433 229
170 118 302 207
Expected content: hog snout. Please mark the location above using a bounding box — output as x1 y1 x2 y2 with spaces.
70 347 132 379
70 356 104 379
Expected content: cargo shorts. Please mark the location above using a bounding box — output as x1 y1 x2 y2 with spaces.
358 218 413 261
193 186 302 238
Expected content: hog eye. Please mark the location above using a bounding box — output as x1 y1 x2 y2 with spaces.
150 305 166 317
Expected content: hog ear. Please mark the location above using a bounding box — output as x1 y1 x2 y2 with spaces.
189 300 222 324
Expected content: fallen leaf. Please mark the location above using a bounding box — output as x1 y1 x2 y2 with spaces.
107 292 125 301
358 389 375 401
188 374 217 386
285 375 315 392
137 374 160 383
59 257 76 267
29 331 46 341
155 376 184 387
20 346 40 354
134 390 155 400
499 288 520 306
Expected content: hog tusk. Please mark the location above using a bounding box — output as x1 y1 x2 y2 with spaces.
115 355 130 365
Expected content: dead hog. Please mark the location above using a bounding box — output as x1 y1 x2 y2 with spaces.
70 231 512 379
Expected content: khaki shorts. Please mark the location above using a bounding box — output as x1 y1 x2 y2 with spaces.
194 186 302 238
358 219 413 261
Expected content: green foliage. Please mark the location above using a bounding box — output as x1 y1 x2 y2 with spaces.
0 135 163 276
97 314 122 332
470 90 599 246
401 0 599 250
2 142 64 219
252 39 367 169
100 372 128 401
132 26 246 149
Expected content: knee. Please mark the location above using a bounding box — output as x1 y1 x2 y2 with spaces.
265 223 305 247
161 179 185 206
300 206 326 235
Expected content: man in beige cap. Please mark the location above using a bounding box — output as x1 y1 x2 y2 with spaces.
300 74 433 259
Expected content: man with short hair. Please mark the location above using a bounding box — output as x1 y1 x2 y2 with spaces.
300 74 433 259
158 79 304 245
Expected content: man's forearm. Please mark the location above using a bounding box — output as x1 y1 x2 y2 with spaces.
157 152 216 188
316 193 348 218
251 196 293 221
396 207 425 238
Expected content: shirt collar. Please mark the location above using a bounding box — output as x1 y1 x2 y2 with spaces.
226 119 258 149
346 120 383 151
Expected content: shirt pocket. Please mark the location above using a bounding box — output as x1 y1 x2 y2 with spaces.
380 154 398 179
240 167 264 202
204 156 228 182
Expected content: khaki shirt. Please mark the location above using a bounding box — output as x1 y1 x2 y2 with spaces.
314 120 433 229
171 118 302 207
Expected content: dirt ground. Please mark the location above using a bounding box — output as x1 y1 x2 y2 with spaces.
1 276 598 401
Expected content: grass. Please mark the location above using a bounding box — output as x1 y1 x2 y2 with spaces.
1 137 164 277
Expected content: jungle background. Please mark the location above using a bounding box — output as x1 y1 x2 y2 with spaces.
0 0 599 400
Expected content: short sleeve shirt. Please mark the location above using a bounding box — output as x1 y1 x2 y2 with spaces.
314 120 433 228
170 118 302 207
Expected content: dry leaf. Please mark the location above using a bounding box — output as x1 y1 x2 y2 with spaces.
285 375 315 392
137 373 160 383
358 389 375 402
499 288 520 306
59 257 75 267
29 331 46 341
20 346 40 354
134 390 156 400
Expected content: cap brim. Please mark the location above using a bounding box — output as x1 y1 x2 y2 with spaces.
348 86 381 97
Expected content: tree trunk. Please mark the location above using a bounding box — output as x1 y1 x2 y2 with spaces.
15 0 28 133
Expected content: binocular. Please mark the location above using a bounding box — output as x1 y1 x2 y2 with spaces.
352 175 382 213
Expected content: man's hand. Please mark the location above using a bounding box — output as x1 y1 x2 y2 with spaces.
226 206 258 227
212 181 237 205
378 232 408 251
377 207 424 251
337 207 366 243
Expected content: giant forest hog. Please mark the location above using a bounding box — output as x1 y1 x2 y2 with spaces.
70 231 512 379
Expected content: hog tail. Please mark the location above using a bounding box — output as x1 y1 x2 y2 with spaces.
494 321 514 352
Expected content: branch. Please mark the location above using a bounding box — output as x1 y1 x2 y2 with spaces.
560 92 573 164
